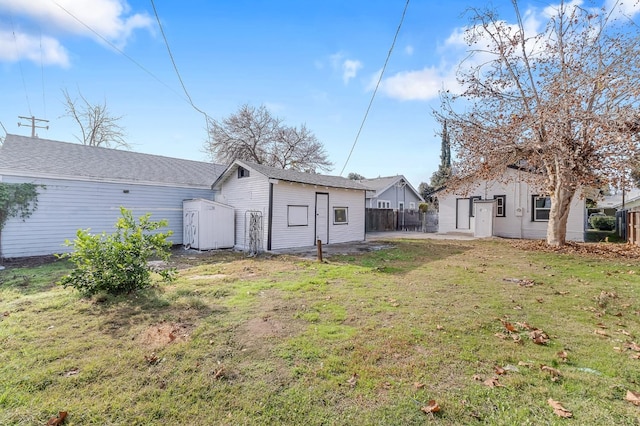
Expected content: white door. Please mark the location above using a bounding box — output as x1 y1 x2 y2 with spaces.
315 193 329 244
456 198 470 230
474 201 495 237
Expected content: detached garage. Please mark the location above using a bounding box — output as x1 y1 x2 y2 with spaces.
212 160 370 252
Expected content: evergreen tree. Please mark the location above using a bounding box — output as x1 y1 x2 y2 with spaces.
430 120 452 188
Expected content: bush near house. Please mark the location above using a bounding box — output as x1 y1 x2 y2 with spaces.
57 207 176 295
590 215 616 231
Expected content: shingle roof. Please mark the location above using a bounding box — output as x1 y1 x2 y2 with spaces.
0 134 225 187
361 175 425 201
213 159 371 191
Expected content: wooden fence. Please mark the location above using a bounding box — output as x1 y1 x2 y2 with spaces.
365 209 438 233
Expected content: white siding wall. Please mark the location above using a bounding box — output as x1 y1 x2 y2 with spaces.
1 176 215 258
327 188 366 244
269 183 365 250
214 172 270 251
437 169 585 242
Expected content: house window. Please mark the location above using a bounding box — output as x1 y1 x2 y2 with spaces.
409 202 416 210
533 195 551 221
237 167 250 178
494 195 506 217
287 205 308 226
377 200 390 208
469 196 482 217
333 207 348 224
398 202 404 212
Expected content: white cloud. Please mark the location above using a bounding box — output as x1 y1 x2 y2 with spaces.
373 66 459 101
329 52 363 85
405 45 414 56
0 0 152 65
0 29 69 67
342 59 362 84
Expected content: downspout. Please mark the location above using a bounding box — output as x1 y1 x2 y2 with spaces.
267 182 273 251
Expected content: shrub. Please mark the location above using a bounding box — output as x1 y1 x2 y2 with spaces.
58 207 176 295
589 215 616 231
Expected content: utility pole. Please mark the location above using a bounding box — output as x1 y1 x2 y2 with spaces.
18 115 49 138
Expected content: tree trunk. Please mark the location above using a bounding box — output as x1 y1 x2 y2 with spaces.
546 186 575 247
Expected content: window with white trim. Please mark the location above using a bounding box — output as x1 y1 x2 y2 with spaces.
494 195 506 217
532 195 551 221
377 200 390 208
409 202 416 210
237 167 250 178
333 207 348 224
398 202 404 212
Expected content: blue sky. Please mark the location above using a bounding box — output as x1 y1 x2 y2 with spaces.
1 0 636 188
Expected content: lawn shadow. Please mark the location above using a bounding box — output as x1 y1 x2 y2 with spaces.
0 260 70 295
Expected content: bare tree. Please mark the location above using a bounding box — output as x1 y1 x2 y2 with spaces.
347 172 366 180
205 104 333 172
438 0 640 246
62 89 130 149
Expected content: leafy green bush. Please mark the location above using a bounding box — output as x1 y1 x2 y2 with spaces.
58 207 176 295
589 215 616 231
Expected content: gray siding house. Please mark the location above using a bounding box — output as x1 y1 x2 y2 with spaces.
212 160 370 251
0 134 225 258
361 175 424 211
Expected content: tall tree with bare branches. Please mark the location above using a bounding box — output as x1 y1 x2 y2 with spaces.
438 0 640 246
205 104 333 172
62 89 130 149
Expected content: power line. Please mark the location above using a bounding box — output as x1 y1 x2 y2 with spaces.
339 0 410 176
50 0 188 103
150 0 211 127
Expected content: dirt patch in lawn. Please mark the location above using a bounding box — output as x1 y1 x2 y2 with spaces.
137 322 194 350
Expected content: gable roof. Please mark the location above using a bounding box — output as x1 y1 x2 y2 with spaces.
360 175 424 202
212 159 371 191
0 134 225 187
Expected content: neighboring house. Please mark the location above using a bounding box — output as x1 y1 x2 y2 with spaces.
437 166 586 241
0 134 225 258
599 188 640 211
212 159 369 251
361 175 424 211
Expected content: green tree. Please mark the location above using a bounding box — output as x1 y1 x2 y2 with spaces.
430 120 452 189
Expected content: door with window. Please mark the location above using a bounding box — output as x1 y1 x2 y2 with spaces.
315 193 329 244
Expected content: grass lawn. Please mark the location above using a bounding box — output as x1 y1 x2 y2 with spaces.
2 238 640 425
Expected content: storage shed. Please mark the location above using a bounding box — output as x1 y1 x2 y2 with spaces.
183 199 234 250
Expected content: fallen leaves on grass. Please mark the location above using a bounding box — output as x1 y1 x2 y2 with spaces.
347 373 358 388
530 329 550 345
483 377 504 388
212 367 225 380
494 366 506 375
548 399 572 418
503 277 536 287
557 350 568 362
420 400 440 414
625 390 640 406
511 240 640 260
46 411 67 426
413 382 425 389
594 329 610 338
144 353 160 365
540 365 562 381
62 368 79 377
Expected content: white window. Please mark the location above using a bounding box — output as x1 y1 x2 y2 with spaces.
494 195 506 217
287 205 308 226
409 202 416 210
533 195 551 221
237 167 250 178
333 207 348 224
398 202 404 211
377 200 390 208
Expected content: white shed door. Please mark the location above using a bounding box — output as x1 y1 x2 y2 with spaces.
315 193 329 244
456 198 470 230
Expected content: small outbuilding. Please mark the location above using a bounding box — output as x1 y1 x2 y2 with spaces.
183 199 234 250
211 160 370 252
